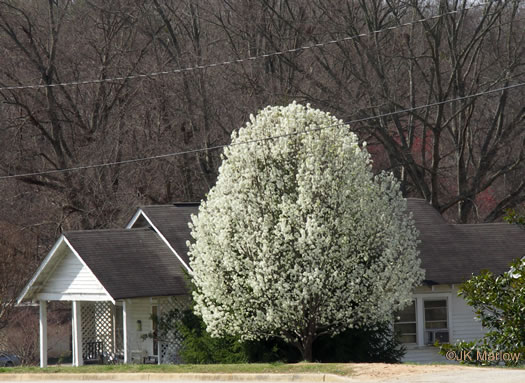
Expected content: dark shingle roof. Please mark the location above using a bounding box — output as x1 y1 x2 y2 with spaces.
406 199 447 226
64 228 188 299
136 199 525 285
139 204 199 266
407 199 525 284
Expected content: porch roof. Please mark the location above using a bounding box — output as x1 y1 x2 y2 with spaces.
64 228 189 299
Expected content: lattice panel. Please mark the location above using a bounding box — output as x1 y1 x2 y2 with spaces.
95 302 114 355
81 302 96 357
158 296 190 364
81 302 115 360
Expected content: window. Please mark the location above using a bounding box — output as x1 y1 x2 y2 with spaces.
394 300 417 344
424 299 449 344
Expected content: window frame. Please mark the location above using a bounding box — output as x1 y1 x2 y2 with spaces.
422 298 449 345
407 292 453 348
394 299 418 345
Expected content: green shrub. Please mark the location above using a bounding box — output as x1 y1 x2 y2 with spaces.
177 310 404 363
438 256 525 366
147 306 405 364
242 337 301 363
177 310 300 363
313 324 405 363
176 309 247 364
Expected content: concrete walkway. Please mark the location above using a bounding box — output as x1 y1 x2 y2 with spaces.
370 368 525 383
0 372 345 382
0 369 524 383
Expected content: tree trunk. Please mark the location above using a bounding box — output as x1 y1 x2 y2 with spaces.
299 334 314 362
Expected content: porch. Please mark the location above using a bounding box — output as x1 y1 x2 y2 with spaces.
38 297 186 367
15 229 190 368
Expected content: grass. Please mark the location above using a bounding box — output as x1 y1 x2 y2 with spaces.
0 362 354 376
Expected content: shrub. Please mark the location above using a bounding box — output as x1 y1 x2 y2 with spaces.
173 308 404 363
177 309 247 364
439 257 525 366
314 324 405 363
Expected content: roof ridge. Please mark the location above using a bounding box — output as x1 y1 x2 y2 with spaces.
414 222 522 229
64 227 152 234
453 222 524 227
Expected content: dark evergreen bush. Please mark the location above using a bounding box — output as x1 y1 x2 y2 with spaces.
313 324 405 363
176 309 405 363
243 337 301 363
177 308 247 364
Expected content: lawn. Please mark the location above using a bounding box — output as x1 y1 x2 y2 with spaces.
0 362 354 376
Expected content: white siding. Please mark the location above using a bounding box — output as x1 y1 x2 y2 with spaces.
124 298 154 361
401 285 486 363
403 346 454 363
450 286 487 342
37 248 108 300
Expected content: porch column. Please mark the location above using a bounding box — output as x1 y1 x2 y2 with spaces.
123 300 128 363
39 300 47 368
416 297 424 347
72 301 83 366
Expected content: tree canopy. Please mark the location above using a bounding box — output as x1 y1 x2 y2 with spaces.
188 103 423 361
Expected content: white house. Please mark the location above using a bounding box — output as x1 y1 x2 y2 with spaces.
396 199 525 362
16 204 197 367
16 199 525 366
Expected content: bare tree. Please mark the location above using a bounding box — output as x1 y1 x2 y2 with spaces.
0 222 36 331
264 0 525 222
0 0 154 229
1 0 524 285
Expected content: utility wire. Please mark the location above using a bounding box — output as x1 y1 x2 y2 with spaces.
0 1 496 92
1 80 523 180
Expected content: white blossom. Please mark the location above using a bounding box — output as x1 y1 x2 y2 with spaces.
188 102 423 357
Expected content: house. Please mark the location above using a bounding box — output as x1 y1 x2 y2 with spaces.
16 199 525 366
16 203 198 367
396 199 525 362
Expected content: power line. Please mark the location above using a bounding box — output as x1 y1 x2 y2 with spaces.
0 1 496 92
1 79 523 181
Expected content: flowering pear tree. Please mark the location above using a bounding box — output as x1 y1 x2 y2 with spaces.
188 103 423 361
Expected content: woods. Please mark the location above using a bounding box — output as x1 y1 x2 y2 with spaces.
0 0 524 329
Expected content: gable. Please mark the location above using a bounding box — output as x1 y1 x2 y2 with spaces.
127 204 198 272
17 237 112 303
37 246 109 301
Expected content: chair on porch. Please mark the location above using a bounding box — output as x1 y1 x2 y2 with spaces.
143 355 158 364
83 341 104 364
128 350 147 364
